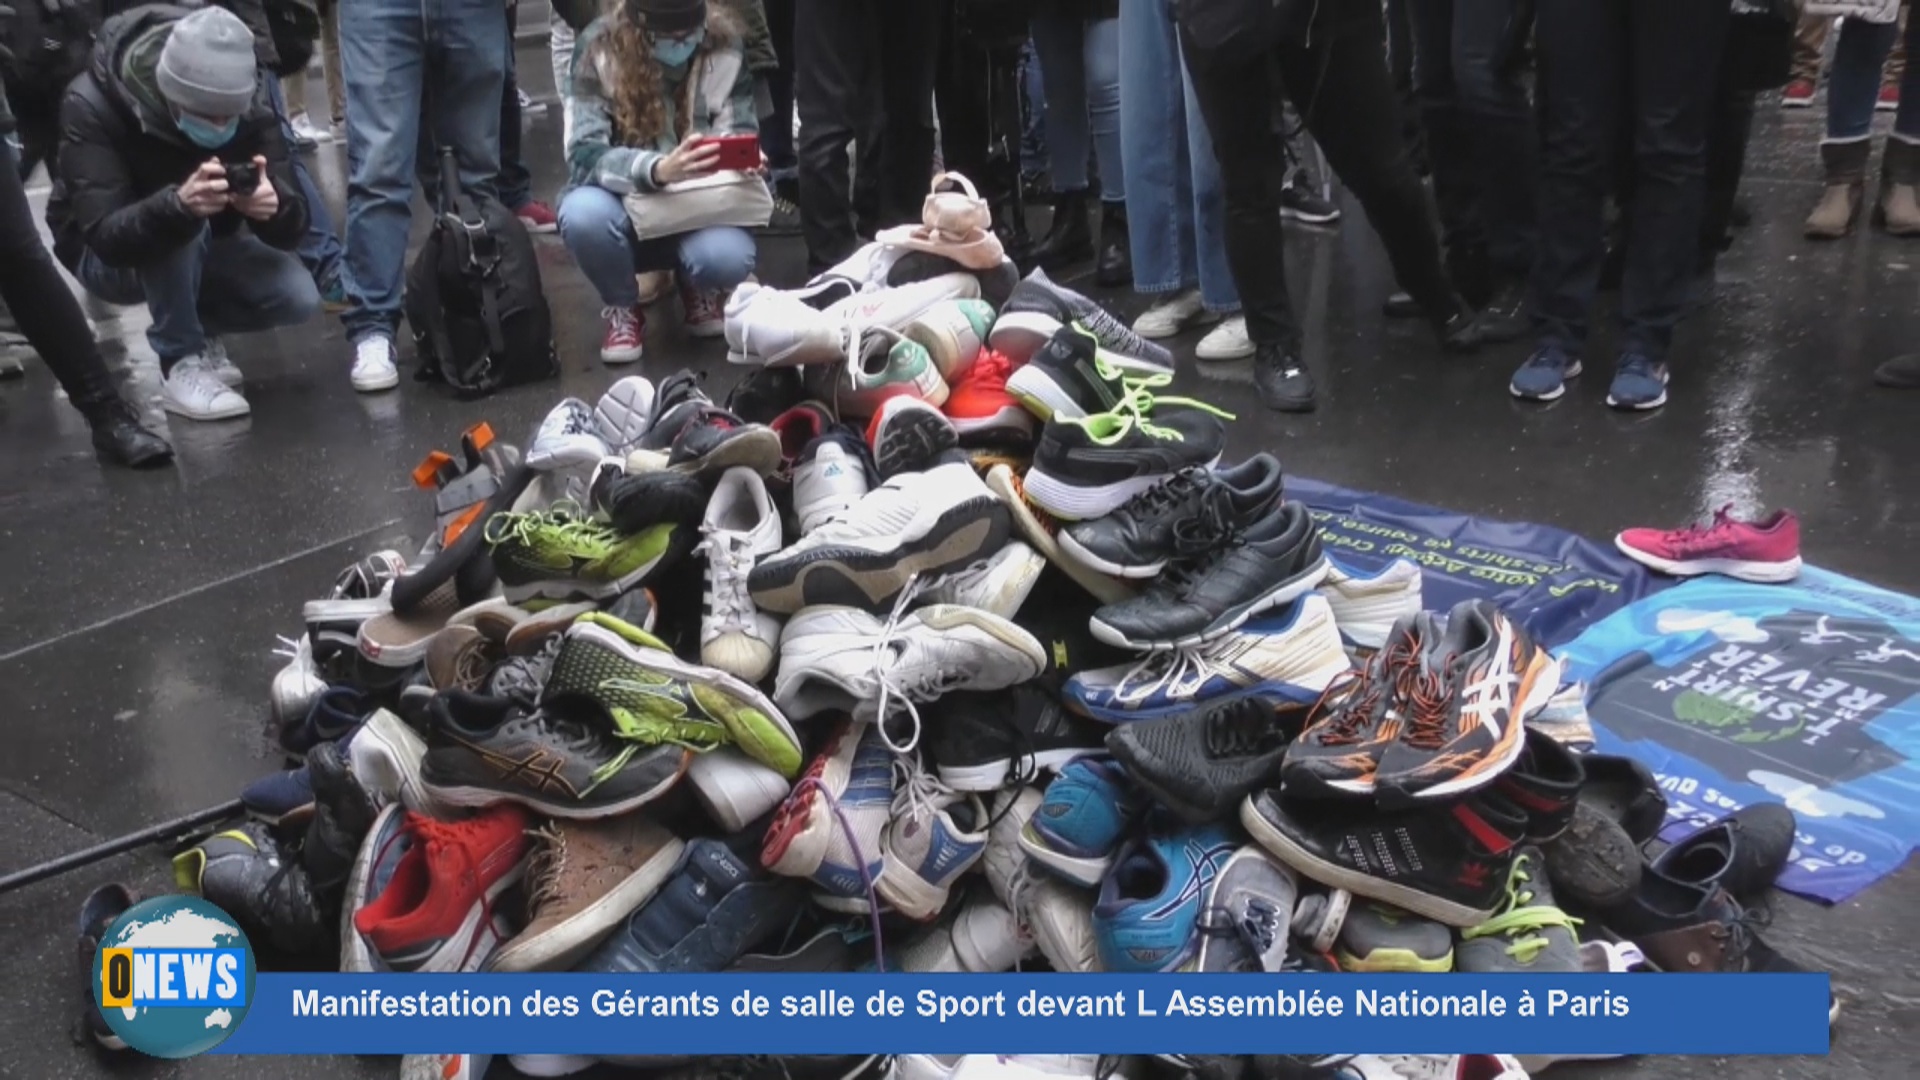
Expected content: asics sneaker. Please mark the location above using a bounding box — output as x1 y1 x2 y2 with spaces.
1317 558 1423 651
1281 615 1425 798
1018 757 1140 887
1104 697 1302 825
1059 454 1283 578
351 805 531 971
905 298 998 380
1092 824 1240 973
879 759 990 919
697 468 786 682
1614 504 1802 583
1336 902 1456 972
1192 846 1298 973
990 267 1174 368
945 349 1035 439
1455 848 1582 973
1005 323 1168 421
761 717 894 912
924 683 1108 791
1026 408 1229 522
484 503 688 603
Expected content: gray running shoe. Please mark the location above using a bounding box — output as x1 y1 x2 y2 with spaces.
1193 846 1298 973
1456 847 1582 973
1337 902 1455 972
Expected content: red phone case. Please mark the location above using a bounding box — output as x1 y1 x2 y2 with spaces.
704 135 760 172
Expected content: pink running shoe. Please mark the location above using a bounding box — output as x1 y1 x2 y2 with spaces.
1615 506 1801 583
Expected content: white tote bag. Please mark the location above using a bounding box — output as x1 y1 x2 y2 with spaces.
1802 0 1901 23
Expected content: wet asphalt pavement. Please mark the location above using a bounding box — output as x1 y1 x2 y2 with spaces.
0 43 1914 1080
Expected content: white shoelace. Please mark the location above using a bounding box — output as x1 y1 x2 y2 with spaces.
602 306 640 336
272 634 309 665
1107 645 1227 705
867 573 970 755
169 362 229 403
694 527 758 635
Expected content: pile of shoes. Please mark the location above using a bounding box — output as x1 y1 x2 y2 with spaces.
109 266 1831 1080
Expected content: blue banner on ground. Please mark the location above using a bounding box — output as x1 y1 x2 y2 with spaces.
210 973 1829 1056
1292 478 1670 647
1558 567 1920 902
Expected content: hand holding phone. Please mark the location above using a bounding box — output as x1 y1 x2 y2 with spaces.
700 134 761 173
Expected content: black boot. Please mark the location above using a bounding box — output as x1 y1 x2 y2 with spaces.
1096 200 1131 287
1252 344 1316 413
81 397 173 468
1432 295 1488 354
1474 279 1529 343
1445 245 1494 309
1031 189 1093 269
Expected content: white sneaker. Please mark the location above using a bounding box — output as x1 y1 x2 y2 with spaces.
879 761 989 919
593 375 655 454
350 336 400 392
1131 289 1213 339
698 467 785 682
892 892 1030 973
290 113 335 144
1316 557 1423 651
1018 871 1102 973
162 356 251 419
825 273 982 336
526 398 608 471
1342 1057 1526 1080
918 541 1046 619
1194 315 1254 360
685 747 791 832
203 336 243 386
791 429 874 534
269 635 326 734
982 786 1041 907
904 298 997 380
347 708 433 813
724 282 841 366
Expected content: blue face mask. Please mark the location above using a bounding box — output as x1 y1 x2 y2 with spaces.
652 31 703 70
177 114 239 149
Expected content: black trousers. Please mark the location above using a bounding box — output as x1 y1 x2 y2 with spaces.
1184 4 1455 353
1530 0 1728 362
0 142 119 415
795 0 944 269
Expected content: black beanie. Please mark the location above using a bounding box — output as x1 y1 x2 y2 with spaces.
632 0 707 34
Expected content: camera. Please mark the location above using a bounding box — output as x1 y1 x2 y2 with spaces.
223 159 260 194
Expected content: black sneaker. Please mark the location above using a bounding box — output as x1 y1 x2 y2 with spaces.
635 370 715 452
421 691 689 818
725 365 807 424
924 684 1109 792
1240 786 1526 926
1648 802 1796 902
1025 407 1229 523
1106 697 1300 824
172 822 328 954
1091 500 1330 650
1003 322 1146 420
988 266 1175 369
1280 615 1423 798
1013 565 1138 690
76 884 137 1049
1492 727 1584 841
302 739 379 913
593 467 709 534
1252 346 1315 413
1059 453 1284 578
1279 178 1340 225
1576 752 1670 844
665 408 783 480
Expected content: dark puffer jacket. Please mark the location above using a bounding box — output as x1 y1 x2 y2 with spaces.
44 3 307 270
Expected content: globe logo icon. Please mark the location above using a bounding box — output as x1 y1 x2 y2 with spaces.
91 895 257 1058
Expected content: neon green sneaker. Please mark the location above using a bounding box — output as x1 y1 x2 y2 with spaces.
483 502 687 603
1457 848 1584 972
1007 321 1233 422
544 612 804 778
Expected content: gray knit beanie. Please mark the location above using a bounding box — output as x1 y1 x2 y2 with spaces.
156 8 259 118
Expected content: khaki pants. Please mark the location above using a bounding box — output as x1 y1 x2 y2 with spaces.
1793 4 1909 86
281 0 347 126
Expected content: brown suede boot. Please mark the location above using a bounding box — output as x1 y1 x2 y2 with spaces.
1877 137 1920 237
1805 139 1871 239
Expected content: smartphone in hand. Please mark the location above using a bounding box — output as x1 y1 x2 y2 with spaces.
700 134 760 172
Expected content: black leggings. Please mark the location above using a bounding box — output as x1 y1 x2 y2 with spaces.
0 143 119 414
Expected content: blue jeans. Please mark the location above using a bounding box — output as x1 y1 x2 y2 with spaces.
76 227 322 365
340 0 509 343
1020 39 1048 175
1030 13 1123 201
557 187 758 307
1828 14 1920 142
1118 0 1236 311
265 76 346 289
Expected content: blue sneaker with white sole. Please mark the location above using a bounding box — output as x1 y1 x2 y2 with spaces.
1510 345 1582 402
1017 757 1139 887
1606 353 1670 411
762 717 894 913
1093 822 1241 973
582 831 805 974
1063 595 1352 723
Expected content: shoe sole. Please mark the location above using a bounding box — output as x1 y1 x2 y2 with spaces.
876 407 960 478
1016 821 1111 888
1024 465 1206 524
351 370 401 392
600 346 644 365
986 313 1063 364
937 748 1091 792
1238 797 1496 927
499 541 678 605
762 724 867 879
1613 537 1802 584
163 398 251 421
340 804 403 974
1337 948 1455 973
949 406 1036 439
358 608 454 668
982 465 1135 606
1004 365 1087 421
426 749 691 820
1090 555 1331 651
670 428 783 479
1055 528 1167 579
1543 803 1645 908
502 601 598 654
1510 359 1583 401
749 498 1010 615
485 836 687 973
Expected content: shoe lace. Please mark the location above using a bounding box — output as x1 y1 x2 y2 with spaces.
1399 659 1459 751
603 306 641 336
598 687 729 752
1459 855 1583 963
1116 467 1206 521
869 575 969 755
1302 634 1414 745
1109 381 1235 434
521 822 569 917
272 633 311 665
787 770 889 972
1203 699 1278 757
1109 640 1232 705
1666 504 1738 554
449 637 498 693
1523 347 1568 371
889 753 959 824
1193 899 1282 972
482 500 613 552
169 360 229 399
962 348 1015 388
694 528 760 635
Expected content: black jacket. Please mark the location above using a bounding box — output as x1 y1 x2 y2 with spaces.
45 3 306 270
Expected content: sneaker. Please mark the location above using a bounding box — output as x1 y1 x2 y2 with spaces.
600 305 647 364
748 459 1012 614
1192 846 1297 973
981 785 1042 906
483 504 686 603
945 348 1035 439
698 468 786 682
682 285 727 338
1490 727 1584 843
1281 615 1424 797
915 539 1047 618
161 357 250 419
1455 848 1581 973
1877 82 1900 110
1105 697 1301 825
1780 78 1815 108
351 805 530 971
984 464 1137 606
1006 323 1172 421
290 111 334 143
269 634 328 740
350 335 401 392
76 883 137 1050
1374 599 1561 805
1131 290 1213 339
303 740 383 907
663 409 784 480
1339 1057 1527 1080
582 831 806 973
724 282 844 366
518 87 545 112
528 398 609 472
1336 902 1456 972
340 803 406 972
686 747 792 832
1067 595 1350 723
925 684 1108 791
516 199 559 233
868 395 960 479
1026 409 1229 523
727 366 806 424
1647 802 1797 901
1508 344 1581 401
593 468 708 537
905 298 998 380
1090 501 1330 650
990 267 1174 368
1092 824 1239 973
792 427 876 534
761 716 893 912
1240 787 1525 926
1606 352 1669 410
1015 870 1101 972
888 886 1030 972
879 760 990 919
1279 179 1340 225
545 612 803 776
825 272 984 336
241 765 315 827
1193 317 1254 361
1018 757 1139 887
203 336 243 385
1614 505 1802 583
1317 558 1423 650
173 822 326 954
840 328 949 418
421 690 691 818
771 400 837 471
1059 455 1282 578
487 816 686 972
764 191 803 236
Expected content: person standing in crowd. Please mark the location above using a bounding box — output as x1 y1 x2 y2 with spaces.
1180 0 1486 414
338 0 510 393
1510 0 1730 411
746 0 798 232
1804 7 1919 237
559 0 758 364
244 0 349 309
496 1 559 233
793 0 941 271
282 0 342 142
1026 0 1126 285
51 5 320 422
1784 2 1907 107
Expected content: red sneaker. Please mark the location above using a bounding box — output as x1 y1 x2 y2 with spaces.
1877 83 1900 111
1615 505 1801 583
601 305 646 364
515 200 558 233
681 285 727 338
1780 79 1815 108
945 348 1035 439
770 401 836 473
351 805 530 971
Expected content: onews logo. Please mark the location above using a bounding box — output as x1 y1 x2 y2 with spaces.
91 895 257 1058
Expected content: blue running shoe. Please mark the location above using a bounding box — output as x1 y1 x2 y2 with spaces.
762 716 893 912
1093 822 1241 973
1064 595 1352 723
1509 346 1582 402
241 765 315 826
1018 757 1139 886
1606 353 1670 410
878 760 989 920
582 831 805 974
279 684 368 759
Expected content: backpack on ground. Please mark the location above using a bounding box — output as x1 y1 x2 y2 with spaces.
404 147 557 397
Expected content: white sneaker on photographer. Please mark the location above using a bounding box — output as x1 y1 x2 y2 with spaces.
204 336 243 386
162 356 250 420
351 335 400 393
